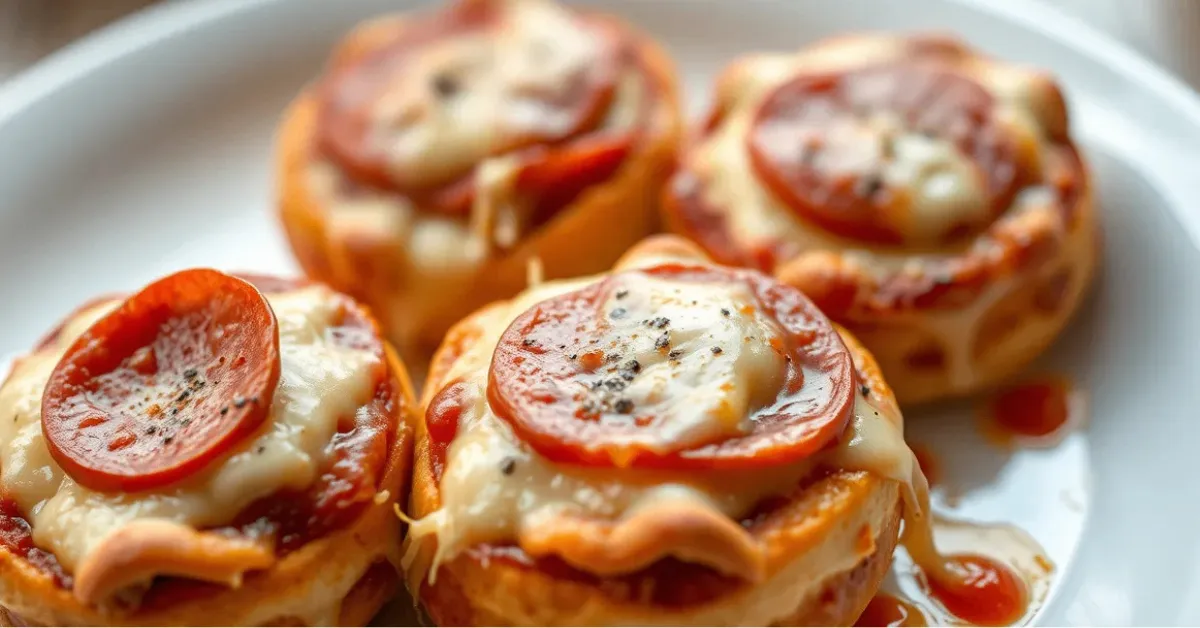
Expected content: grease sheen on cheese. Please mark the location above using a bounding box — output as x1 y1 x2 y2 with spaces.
0 285 382 572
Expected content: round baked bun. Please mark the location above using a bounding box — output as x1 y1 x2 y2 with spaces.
0 273 414 626
277 0 682 360
663 34 1098 404
402 235 929 626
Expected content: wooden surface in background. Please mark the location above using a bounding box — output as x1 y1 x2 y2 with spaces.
0 0 159 81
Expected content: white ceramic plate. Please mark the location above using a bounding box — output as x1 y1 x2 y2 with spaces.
1 0 1199 625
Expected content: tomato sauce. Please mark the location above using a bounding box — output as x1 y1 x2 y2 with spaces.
910 444 939 489
0 500 72 589
922 554 1027 626
856 592 928 627
983 376 1077 444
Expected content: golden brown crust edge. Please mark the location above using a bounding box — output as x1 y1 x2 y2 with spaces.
407 246 905 626
0 347 416 627
275 10 683 359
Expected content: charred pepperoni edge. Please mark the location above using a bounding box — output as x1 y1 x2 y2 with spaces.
664 56 1086 315
312 2 659 225
0 278 398 591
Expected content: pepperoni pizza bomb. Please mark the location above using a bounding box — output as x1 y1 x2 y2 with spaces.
0 271 414 626
277 0 682 358
663 34 1098 404
402 235 986 626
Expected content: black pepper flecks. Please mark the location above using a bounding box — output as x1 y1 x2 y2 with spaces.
257 445 266 454
500 457 517 475
163 436 174 445
668 349 683 361
183 368 199 379
233 396 247 409
432 73 459 97
711 346 723 355
655 331 671 350
856 173 884 199
615 289 629 299
614 399 634 414
860 384 871 397
220 407 229 416
619 360 641 381
145 425 158 435
647 317 670 329
522 338 537 347
720 308 730 317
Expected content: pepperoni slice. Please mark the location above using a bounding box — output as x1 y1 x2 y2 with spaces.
42 269 281 493
747 64 1023 245
487 263 856 469
316 2 621 197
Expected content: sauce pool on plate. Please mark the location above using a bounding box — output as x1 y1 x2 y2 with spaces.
981 376 1082 446
856 592 929 626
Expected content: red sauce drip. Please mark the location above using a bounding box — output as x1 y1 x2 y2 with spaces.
910 444 939 488
987 377 1073 440
924 554 1027 626
426 380 468 481
0 499 72 589
856 592 928 627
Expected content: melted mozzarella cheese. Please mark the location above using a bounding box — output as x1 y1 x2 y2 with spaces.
693 36 1047 253
580 273 788 450
406 263 902 583
0 285 382 573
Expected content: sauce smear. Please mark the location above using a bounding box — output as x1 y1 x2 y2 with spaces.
856 592 928 626
984 377 1077 444
924 554 1027 626
911 444 939 489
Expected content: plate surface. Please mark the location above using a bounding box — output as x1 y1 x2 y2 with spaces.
1 0 1198 625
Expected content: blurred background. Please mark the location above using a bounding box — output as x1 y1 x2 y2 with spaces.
1 0 1198 89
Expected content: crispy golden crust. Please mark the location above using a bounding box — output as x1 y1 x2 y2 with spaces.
0 348 416 627
407 236 904 626
276 7 682 361
664 33 1099 405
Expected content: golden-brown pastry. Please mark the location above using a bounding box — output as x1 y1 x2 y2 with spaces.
277 0 681 358
402 235 942 626
663 34 1098 404
0 271 414 626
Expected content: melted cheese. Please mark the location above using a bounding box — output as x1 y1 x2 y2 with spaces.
692 35 1050 253
406 256 910 585
313 0 646 274
0 285 383 573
